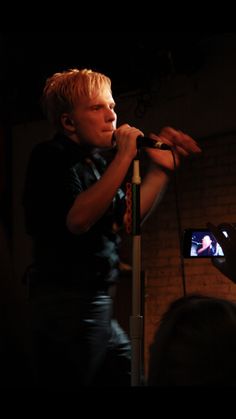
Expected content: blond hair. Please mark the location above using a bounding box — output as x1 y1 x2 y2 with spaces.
41 68 112 131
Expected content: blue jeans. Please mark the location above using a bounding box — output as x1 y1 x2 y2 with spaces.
30 289 131 389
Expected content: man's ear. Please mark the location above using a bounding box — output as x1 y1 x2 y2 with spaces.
61 114 75 132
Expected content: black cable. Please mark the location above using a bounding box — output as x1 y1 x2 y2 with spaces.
171 150 187 297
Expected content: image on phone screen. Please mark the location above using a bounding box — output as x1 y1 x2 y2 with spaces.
182 229 227 258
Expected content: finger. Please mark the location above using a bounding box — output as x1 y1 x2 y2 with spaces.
172 145 189 158
160 127 201 154
173 133 201 154
157 134 191 158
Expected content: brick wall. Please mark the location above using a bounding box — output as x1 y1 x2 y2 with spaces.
141 133 236 374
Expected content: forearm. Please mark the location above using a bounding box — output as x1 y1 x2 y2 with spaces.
140 165 170 223
66 153 131 234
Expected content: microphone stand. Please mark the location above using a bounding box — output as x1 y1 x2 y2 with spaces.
129 150 143 386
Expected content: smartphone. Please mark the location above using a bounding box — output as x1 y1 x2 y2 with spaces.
182 229 227 258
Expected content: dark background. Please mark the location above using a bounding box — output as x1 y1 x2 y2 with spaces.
1 31 226 124
0 31 235 388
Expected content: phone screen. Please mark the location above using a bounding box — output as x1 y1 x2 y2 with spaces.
182 229 226 258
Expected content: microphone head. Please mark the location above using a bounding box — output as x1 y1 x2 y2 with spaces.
137 136 172 150
111 133 172 150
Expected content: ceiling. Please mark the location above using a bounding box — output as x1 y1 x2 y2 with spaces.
1 31 226 124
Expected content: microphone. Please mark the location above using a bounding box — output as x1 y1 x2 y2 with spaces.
111 133 171 150
136 136 171 150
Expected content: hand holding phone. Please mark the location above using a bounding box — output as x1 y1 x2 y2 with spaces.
207 222 236 283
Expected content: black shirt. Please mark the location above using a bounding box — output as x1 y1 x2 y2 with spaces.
23 133 126 291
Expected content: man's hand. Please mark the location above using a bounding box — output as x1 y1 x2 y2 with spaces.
144 126 202 171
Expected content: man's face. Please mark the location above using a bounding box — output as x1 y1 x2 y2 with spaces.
71 87 117 148
202 235 212 247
